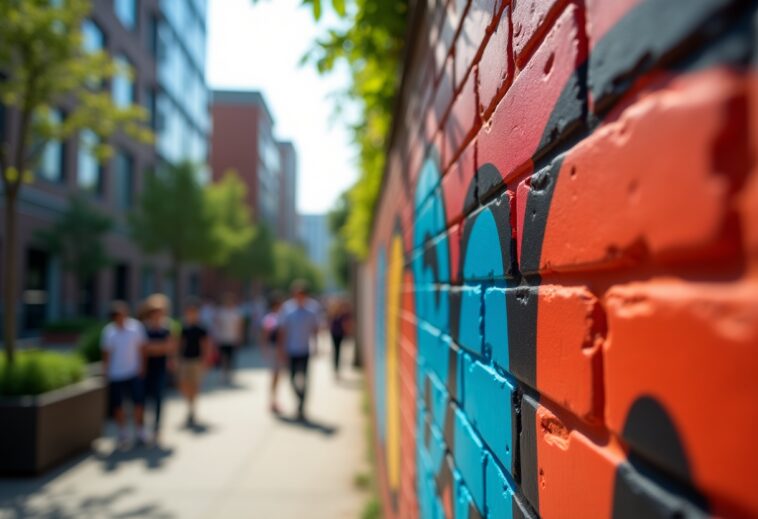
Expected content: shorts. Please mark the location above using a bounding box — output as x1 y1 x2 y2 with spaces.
179 359 204 386
108 376 144 412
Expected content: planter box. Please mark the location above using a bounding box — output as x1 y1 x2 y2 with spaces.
0 377 105 475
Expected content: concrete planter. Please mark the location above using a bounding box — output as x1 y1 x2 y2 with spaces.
0 377 105 475
41 331 82 346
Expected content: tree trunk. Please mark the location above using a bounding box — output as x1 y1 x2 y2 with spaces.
3 190 18 364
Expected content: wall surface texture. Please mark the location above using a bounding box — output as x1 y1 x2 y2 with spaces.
362 0 758 518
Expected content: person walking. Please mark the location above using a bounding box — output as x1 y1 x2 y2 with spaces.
140 294 175 444
178 299 211 426
215 293 244 385
329 299 353 380
278 280 321 421
101 301 148 447
261 293 284 414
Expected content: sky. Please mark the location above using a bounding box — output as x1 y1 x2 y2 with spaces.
207 0 359 215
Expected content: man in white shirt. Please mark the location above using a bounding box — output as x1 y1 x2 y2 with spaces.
101 301 148 446
215 293 244 385
278 281 322 420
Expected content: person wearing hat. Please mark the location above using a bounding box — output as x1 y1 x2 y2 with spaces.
141 293 176 444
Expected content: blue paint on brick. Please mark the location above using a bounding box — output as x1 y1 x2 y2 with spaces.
456 480 477 519
416 156 442 210
462 207 507 281
484 287 510 372
458 285 483 355
454 406 487 513
464 360 515 471
486 453 515 519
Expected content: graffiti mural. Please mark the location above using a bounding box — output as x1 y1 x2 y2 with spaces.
364 1 758 518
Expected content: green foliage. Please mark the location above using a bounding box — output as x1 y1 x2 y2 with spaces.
272 242 324 294
204 170 257 266
0 0 152 361
305 0 409 258
42 317 101 334
0 350 85 396
76 321 105 363
36 194 113 288
328 193 352 288
225 224 276 282
130 161 214 266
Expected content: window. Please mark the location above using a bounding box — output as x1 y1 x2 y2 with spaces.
82 19 105 53
140 266 155 298
78 130 102 194
112 55 135 108
37 110 65 183
23 249 50 331
113 263 130 302
114 0 138 31
114 150 134 209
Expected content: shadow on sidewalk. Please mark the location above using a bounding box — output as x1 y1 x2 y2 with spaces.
95 443 175 473
274 414 339 437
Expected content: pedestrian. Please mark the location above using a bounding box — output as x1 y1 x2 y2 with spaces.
261 292 284 414
101 301 148 447
278 280 321 421
215 292 244 385
178 299 211 426
140 294 175 444
329 299 353 380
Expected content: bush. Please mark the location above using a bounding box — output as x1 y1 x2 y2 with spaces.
0 350 85 396
43 317 101 334
76 322 106 363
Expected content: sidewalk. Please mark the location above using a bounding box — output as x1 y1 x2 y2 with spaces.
0 336 367 519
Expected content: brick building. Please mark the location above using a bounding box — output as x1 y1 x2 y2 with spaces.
210 90 298 238
0 0 210 333
361 1 758 518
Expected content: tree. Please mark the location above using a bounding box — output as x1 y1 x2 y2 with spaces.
272 242 324 294
36 195 112 312
0 0 151 362
224 224 275 284
129 162 214 310
204 170 256 268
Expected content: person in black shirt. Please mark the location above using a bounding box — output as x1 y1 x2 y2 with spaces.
140 294 176 444
178 299 210 426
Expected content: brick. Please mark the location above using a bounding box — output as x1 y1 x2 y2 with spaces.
460 191 514 281
485 453 516 519
477 3 586 194
455 0 499 89
587 0 737 113
483 286 508 371
444 72 478 170
604 280 758 518
453 406 487 513
442 141 476 227
462 360 515 471
433 56 456 133
453 285 483 356
478 6 512 119
511 0 563 66
518 69 746 275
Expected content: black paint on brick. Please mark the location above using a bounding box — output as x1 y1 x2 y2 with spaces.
491 190 515 279
519 157 563 275
589 0 739 114
450 286 462 347
477 162 504 205
505 284 538 389
519 394 540 513
534 64 588 162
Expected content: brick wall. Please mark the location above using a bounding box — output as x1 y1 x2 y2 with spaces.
362 0 758 517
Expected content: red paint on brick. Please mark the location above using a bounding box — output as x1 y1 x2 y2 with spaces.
539 70 745 274
478 4 586 186
478 6 512 120
511 0 564 66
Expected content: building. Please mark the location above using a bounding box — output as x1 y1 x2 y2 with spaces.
0 0 210 333
277 141 298 243
210 90 298 241
298 213 331 281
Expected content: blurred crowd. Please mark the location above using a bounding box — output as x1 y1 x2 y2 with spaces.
100 281 353 447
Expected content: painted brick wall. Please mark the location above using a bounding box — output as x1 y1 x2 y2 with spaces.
361 0 758 518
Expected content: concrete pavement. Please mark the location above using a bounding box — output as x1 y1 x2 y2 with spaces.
0 336 368 519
